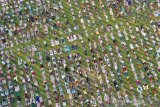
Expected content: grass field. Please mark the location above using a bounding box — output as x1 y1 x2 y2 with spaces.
0 0 160 107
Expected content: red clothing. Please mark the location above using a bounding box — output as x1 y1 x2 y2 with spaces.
32 71 36 75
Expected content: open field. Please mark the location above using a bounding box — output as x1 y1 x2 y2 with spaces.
0 0 160 107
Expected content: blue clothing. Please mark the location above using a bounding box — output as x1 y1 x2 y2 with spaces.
64 45 71 52
36 96 39 102
128 0 132 5
124 72 128 77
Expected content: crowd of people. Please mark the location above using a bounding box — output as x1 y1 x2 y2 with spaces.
0 0 160 107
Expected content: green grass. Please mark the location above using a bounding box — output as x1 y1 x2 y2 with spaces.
0 0 160 107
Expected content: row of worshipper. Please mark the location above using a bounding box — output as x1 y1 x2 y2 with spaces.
28 24 159 105
0 68 15 106
0 0 62 48
0 35 159 106
1 18 159 83
2 18 159 81
1 0 159 50
0 0 159 106
15 41 79 57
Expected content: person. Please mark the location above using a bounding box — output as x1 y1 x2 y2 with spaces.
51 39 55 46
43 41 47 47
132 95 139 107
152 88 158 101
104 93 110 104
91 95 96 106
128 0 132 5
147 94 153 105
143 83 149 90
